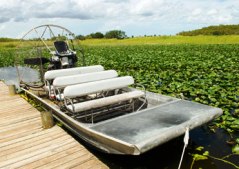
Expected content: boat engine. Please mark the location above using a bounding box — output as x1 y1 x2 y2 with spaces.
24 40 78 70
48 41 78 70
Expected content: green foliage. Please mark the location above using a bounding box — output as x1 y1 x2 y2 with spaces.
20 92 45 112
51 35 67 41
0 48 16 67
0 37 19 42
83 32 105 39
76 30 126 40
232 144 239 154
236 138 239 144
105 30 127 39
90 32 104 39
191 146 239 169
75 35 86 40
80 35 239 45
178 24 239 36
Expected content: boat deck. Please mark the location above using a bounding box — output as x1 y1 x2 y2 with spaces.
0 81 108 169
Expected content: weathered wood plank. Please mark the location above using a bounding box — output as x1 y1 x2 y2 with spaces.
72 158 103 169
0 116 40 131
0 121 42 139
0 127 44 144
0 128 64 153
12 143 81 169
0 126 59 148
0 81 108 169
37 149 92 169
0 138 75 168
0 114 40 127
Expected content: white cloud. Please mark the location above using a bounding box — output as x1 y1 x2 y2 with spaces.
192 9 202 16
0 0 239 37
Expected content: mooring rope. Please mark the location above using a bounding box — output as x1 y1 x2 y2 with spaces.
178 127 190 169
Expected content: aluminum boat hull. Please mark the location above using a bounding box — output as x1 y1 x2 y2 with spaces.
22 88 222 155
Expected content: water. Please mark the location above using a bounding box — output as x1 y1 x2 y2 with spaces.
82 127 239 169
1 67 238 169
0 66 40 88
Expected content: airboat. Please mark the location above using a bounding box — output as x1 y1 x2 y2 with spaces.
17 24 222 155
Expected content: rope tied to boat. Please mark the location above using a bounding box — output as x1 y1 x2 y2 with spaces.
178 127 190 169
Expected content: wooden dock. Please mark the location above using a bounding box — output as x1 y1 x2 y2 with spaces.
0 82 108 169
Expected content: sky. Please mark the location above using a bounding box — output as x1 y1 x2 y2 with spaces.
0 0 239 38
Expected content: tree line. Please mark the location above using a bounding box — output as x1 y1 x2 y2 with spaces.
178 24 239 36
0 38 20 42
75 30 127 40
0 30 127 42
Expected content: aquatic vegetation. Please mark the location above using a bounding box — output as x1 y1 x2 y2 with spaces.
1 42 239 133
190 146 239 169
0 48 16 67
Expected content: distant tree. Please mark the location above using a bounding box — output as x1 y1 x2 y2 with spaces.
75 35 86 40
84 32 104 39
85 34 92 39
31 38 41 41
51 35 67 41
177 24 239 36
90 32 104 39
0 38 18 42
212 31 222 36
105 30 127 39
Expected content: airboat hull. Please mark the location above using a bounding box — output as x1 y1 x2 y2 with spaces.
22 88 222 155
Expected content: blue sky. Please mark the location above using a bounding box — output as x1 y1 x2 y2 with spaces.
0 0 238 38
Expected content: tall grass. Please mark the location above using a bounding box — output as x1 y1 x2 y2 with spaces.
80 35 239 46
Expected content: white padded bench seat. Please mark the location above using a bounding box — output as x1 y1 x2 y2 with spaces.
44 65 104 80
67 91 144 113
53 70 118 88
64 76 134 99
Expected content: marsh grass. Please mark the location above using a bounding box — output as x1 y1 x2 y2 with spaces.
80 35 239 46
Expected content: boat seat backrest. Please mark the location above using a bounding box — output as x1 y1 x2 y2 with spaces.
64 76 134 99
44 65 104 81
44 65 104 98
53 70 118 89
54 41 69 54
66 91 144 113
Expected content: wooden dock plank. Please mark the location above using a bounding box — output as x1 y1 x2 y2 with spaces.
0 121 42 139
0 127 44 144
37 149 92 169
0 138 75 168
17 144 83 169
0 125 59 148
0 114 40 127
0 129 65 154
0 82 108 169
0 117 40 131
73 159 103 169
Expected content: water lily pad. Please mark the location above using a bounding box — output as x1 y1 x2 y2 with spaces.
236 138 239 144
196 146 204 151
232 144 239 154
193 154 208 161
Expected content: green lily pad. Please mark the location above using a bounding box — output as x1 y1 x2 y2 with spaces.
232 144 239 154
